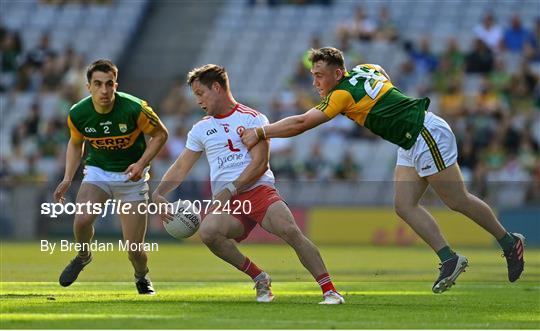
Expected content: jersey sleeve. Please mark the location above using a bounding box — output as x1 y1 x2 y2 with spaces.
67 115 84 143
185 126 204 152
137 100 160 134
315 89 355 119
248 112 270 128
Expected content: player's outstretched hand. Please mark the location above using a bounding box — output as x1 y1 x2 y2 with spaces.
240 128 259 151
124 162 144 182
152 193 174 223
54 180 71 203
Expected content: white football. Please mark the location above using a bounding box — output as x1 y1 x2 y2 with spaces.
163 200 201 239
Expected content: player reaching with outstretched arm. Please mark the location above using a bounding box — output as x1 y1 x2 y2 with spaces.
54 60 168 294
241 47 525 293
153 64 344 304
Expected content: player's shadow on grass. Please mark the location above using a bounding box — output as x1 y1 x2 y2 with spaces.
1 294 55 299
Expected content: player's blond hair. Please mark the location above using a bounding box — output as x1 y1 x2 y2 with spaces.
308 47 345 70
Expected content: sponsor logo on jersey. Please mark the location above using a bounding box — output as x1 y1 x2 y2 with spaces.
87 133 138 150
217 138 248 169
85 127 97 133
100 121 112 126
119 123 127 133
206 128 218 136
217 152 244 169
421 164 432 171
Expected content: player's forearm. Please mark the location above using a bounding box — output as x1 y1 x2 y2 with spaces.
138 130 168 167
154 152 196 197
154 163 186 197
154 178 179 198
264 115 307 138
233 161 269 193
63 139 83 181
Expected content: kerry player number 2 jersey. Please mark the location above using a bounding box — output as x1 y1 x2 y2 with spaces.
67 92 160 172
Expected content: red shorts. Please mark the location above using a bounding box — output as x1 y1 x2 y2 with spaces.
201 185 283 242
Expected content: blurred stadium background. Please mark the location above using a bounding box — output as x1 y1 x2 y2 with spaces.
0 0 539 248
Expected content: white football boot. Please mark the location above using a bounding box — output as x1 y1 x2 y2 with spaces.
319 290 345 305
254 272 275 303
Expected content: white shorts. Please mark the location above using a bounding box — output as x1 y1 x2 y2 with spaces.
396 112 458 177
82 165 150 202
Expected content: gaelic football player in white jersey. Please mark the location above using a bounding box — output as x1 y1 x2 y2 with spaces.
153 64 344 304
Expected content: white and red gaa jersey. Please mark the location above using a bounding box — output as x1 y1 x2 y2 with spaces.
185 103 275 196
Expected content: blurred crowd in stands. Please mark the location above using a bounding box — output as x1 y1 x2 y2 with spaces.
1 4 539 204
1 27 87 181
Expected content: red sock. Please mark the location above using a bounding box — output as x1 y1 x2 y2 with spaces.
316 273 336 294
239 257 263 280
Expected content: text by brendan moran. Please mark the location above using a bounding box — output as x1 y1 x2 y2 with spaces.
40 240 159 254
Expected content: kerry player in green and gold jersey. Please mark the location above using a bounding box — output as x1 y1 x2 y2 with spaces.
241 47 525 294
53 60 168 294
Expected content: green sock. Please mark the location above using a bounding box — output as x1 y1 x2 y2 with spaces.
77 250 90 260
436 246 456 263
497 232 515 251
135 267 149 279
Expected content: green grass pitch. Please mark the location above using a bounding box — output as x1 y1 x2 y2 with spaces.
1 242 539 329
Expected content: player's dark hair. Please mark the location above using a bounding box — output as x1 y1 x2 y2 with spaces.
308 47 346 70
187 64 229 90
86 59 118 83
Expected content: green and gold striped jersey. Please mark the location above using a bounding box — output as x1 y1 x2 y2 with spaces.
316 64 429 149
67 92 160 172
